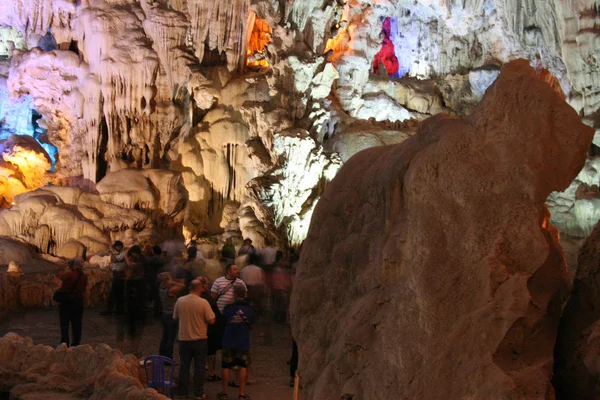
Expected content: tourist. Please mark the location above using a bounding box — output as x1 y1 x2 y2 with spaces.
237 238 256 257
173 279 216 400
221 237 236 264
56 258 88 346
158 272 186 360
239 254 266 316
116 245 147 357
211 264 247 313
147 245 164 317
101 240 126 315
185 246 206 279
197 276 223 382
271 253 292 323
217 285 254 400
257 239 277 267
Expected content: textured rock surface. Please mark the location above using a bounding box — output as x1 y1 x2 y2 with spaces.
291 61 593 399
0 0 597 256
0 237 111 311
0 333 166 399
554 219 600 399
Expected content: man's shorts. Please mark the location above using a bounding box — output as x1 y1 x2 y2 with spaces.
221 348 252 369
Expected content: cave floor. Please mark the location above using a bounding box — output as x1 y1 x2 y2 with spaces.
0 306 303 400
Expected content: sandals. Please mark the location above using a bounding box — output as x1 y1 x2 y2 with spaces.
238 395 251 400
206 374 222 382
217 392 228 400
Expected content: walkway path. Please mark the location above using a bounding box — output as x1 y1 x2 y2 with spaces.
1 307 304 400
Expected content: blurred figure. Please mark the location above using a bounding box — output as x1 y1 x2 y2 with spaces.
174 279 216 399
147 245 164 317
257 239 277 267
271 252 292 323
197 276 222 381
221 237 236 264
158 272 186 360
101 241 126 315
240 254 266 316
56 258 88 346
237 238 256 257
117 245 147 357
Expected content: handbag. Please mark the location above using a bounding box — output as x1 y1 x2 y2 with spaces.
53 271 83 304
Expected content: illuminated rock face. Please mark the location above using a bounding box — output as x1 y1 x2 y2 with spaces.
291 61 594 400
0 0 597 253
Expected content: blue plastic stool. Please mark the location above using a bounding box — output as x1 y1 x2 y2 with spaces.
143 355 177 399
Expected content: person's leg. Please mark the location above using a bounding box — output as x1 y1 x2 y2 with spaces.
221 368 230 395
59 304 70 345
115 278 125 314
70 302 83 346
193 340 208 397
178 341 192 396
290 340 298 386
103 278 115 314
159 316 168 357
238 367 247 397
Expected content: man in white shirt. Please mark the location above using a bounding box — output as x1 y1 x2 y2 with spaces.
211 264 247 313
173 280 216 400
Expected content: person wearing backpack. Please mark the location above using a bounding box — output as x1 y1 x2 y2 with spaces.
56 258 88 346
216 285 254 400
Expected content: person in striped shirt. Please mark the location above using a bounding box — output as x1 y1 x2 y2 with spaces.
211 264 247 313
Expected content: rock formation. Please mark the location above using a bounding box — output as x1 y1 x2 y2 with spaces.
291 61 594 399
0 333 166 399
0 0 596 288
554 219 600 399
0 237 111 311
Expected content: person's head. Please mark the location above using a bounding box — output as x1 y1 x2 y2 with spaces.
195 276 210 292
69 257 83 270
234 284 247 300
243 238 252 246
128 245 142 257
158 271 172 285
226 263 239 279
189 279 203 295
187 246 197 260
152 245 162 256
225 237 232 244
113 240 124 252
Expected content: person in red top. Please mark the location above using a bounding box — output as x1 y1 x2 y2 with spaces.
56 258 88 346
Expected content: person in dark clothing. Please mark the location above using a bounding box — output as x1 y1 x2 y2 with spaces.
221 237 236 263
56 258 88 346
158 272 186 360
117 245 147 357
217 285 254 400
197 276 222 381
101 240 126 315
289 340 298 387
237 238 256 257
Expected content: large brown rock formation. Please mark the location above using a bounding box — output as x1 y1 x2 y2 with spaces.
553 219 600 399
290 60 594 400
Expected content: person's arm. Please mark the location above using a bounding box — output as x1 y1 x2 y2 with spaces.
210 281 219 300
168 281 186 296
205 300 216 325
173 299 180 320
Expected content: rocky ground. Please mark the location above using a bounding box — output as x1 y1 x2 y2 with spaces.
0 306 301 400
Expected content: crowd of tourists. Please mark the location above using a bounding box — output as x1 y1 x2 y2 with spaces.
54 236 299 400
